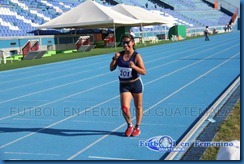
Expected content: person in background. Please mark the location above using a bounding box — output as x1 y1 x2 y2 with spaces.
110 34 146 137
213 28 218 34
224 24 228 32
145 2 148 8
204 26 210 41
129 28 136 38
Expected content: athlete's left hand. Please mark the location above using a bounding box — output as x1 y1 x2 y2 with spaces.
129 61 135 68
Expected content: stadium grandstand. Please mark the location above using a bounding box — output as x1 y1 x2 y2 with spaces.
0 0 240 62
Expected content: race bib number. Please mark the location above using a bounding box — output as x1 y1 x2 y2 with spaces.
118 67 132 79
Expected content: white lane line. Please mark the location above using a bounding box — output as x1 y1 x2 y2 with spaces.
146 44 239 84
0 33 234 77
4 152 60 156
0 36 213 78
0 43 238 122
0 95 120 149
164 76 240 160
13 118 53 121
0 48 239 156
142 123 185 127
0 72 111 104
0 41 238 105
0 34 238 82
73 120 115 124
143 53 239 116
144 36 239 64
0 60 107 84
67 123 126 160
140 34 237 60
67 53 239 160
0 35 236 93
0 80 118 121
0 42 237 121
9 159 22 160
0 46 188 92
0 56 110 78
147 43 239 72
88 156 136 160
0 43 237 121
0 41 239 160
0 66 107 93
17 100 49 102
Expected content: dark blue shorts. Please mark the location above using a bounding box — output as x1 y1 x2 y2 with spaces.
120 78 144 94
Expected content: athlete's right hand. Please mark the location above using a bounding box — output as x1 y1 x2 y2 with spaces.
114 52 120 59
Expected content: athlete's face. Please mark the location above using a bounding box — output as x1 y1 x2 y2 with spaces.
122 38 134 50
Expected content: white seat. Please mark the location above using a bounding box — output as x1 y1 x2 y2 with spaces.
0 50 13 64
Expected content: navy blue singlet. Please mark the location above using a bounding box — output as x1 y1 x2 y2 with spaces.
117 51 140 81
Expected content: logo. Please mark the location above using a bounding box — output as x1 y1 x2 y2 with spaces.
139 135 185 152
139 135 236 153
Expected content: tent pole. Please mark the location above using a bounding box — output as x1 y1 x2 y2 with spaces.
141 23 146 46
165 24 167 40
113 23 117 50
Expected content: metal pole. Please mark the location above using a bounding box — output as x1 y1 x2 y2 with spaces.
164 24 167 40
113 23 117 50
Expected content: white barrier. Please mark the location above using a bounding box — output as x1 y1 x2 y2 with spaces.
0 50 12 64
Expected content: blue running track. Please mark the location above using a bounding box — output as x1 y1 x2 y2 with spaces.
0 31 240 160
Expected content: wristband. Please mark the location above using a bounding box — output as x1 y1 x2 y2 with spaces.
112 56 118 60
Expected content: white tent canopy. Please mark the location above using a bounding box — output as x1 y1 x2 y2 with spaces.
38 0 142 29
111 4 173 25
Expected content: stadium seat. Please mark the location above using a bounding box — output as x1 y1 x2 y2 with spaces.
0 50 13 64
0 0 239 37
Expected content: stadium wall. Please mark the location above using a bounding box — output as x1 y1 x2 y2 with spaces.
0 34 95 55
0 24 235 56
